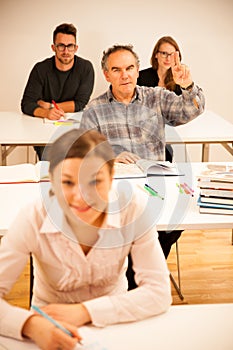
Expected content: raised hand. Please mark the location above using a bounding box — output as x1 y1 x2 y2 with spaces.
171 51 193 89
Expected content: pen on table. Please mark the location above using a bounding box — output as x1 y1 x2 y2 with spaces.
180 183 190 195
31 305 84 345
181 183 194 197
183 182 194 194
176 182 184 194
144 183 164 200
54 121 73 126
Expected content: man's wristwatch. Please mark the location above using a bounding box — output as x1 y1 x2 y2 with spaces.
181 82 194 91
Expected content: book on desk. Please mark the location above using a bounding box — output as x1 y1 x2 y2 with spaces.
196 163 233 215
43 112 82 124
114 159 183 179
197 196 233 215
0 161 49 183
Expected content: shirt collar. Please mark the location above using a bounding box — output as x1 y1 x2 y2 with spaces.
107 85 140 103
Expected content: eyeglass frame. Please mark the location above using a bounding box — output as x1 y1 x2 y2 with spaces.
158 51 175 59
54 43 77 52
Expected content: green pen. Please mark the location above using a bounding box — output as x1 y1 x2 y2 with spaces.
144 184 164 200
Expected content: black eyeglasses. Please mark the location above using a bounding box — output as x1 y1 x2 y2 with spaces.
55 43 76 52
158 51 175 58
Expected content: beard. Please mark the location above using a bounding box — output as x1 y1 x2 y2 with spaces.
57 55 74 66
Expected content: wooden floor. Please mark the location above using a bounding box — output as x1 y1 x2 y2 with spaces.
3 229 233 309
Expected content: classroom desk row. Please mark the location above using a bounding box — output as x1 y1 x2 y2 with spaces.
1 110 233 165
1 162 233 236
0 303 233 349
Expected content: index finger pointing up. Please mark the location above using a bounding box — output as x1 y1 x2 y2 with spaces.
174 51 181 67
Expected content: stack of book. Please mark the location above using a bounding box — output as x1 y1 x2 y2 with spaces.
197 163 233 215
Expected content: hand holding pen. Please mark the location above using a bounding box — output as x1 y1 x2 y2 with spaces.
21 305 83 350
47 99 65 120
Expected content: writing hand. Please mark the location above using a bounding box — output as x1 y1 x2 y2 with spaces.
171 51 193 88
22 315 82 350
47 107 65 120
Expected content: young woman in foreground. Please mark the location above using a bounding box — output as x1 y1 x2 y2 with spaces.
0 129 171 349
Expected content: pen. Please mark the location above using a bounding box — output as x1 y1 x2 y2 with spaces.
31 305 73 336
180 183 190 195
52 99 59 110
176 182 184 194
144 184 164 200
182 183 194 197
183 182 194 194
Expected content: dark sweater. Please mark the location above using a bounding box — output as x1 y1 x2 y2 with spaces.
21 55 94 116
137 67 182 95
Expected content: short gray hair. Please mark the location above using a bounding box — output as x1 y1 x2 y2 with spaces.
101 44 140 71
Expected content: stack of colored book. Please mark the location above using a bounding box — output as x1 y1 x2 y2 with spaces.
197 163 233 215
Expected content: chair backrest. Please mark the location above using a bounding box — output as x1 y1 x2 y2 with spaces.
165 144 173 162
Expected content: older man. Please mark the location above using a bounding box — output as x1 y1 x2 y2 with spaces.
80 44 205 288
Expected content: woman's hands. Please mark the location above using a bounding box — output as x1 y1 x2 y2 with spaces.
22 314 82 350
41 303 91 327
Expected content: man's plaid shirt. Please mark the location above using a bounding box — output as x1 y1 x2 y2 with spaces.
81 85 205 160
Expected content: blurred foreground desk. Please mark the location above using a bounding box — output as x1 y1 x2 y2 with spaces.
0 303 233 349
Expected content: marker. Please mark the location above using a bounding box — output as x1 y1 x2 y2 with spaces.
144 184 164 200
52 99 60 110
31 305 83 345
54 121 73 126
182 183 194 197
183 182 194 194
176 182 184 194
180 183 190 195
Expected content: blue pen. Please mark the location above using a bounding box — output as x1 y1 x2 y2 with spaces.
31 305 72 337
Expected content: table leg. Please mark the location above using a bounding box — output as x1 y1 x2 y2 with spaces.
202 143 210 162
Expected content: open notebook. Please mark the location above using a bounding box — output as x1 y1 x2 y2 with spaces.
0 161 49 183
114 159 184 179
43 112 82 124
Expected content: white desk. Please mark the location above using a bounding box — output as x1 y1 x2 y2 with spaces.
1 110 233 165
0 112 81 165
0 303 232 349
0 163 233 237
165 110 233 161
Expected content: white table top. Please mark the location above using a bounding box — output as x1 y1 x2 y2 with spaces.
0 110 232 145
0 112 82 145
0 110 232 164
165 109 233 144
0 303 232 349
0 162 232 236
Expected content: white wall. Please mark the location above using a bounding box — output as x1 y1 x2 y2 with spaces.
1 0 233 163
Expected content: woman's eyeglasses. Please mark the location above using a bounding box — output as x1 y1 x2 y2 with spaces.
158 51 175 59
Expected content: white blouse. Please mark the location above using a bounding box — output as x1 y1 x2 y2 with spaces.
0 186 171 340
